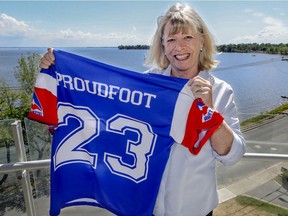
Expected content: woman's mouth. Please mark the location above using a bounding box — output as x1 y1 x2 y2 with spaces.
175 54 190 61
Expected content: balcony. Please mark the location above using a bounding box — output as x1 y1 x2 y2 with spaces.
1 115 288 216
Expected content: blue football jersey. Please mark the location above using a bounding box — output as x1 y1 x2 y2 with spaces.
28 50 196 216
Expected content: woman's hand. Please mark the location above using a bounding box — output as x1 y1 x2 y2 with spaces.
188 76 214 109
189 76 233 156
39 48 55 69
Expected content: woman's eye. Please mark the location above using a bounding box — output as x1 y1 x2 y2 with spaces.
185 36 194 40
167 38 175 43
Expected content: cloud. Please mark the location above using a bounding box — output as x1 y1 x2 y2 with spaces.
243 8 264 18
0 13 32 36
273 7 286 16
263 17 283 26
59 29 97 40
0 13 142 47
230 13 288 44
243 9 254 13
253 12 265 18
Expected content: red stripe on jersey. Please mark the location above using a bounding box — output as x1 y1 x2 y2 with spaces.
181 99 224 155
28 87 58 126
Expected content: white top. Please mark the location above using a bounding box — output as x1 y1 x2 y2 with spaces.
147 65 246 216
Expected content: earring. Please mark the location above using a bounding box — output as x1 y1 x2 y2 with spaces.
200 48 203 52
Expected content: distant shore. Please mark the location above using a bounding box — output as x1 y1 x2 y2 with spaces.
118 45 150 50
117 43 288 55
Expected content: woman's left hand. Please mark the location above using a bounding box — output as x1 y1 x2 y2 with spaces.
189 76 234 155
188 76 214 109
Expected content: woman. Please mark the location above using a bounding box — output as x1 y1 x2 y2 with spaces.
144 3 246 216
40 3 246 216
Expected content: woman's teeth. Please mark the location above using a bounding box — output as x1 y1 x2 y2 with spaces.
175 54 190 60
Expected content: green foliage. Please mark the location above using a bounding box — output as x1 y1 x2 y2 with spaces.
0 80 20 119
0 52 41 120
0 120 15 168
269 103 288 114
218 43 288 55
118 44 150 50
0 54 40 194
0 53 50 214
0 120 14 149
241 103 288 126
275 169 288 190
14 53 41 119
235 195 288 215
118 43 288 54
14 53 40 95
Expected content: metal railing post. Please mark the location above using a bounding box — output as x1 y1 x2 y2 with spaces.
11 120 36 216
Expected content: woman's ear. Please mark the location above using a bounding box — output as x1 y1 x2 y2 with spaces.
200 36 204 50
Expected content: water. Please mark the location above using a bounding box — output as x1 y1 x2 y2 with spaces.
1 47 288 121
213 53 288 120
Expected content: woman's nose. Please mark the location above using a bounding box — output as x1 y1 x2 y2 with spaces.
175 39 184 51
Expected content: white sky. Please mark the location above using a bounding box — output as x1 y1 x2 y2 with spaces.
1 1 288 47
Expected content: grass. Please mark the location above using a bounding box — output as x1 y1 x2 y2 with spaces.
275 169 288 189
240 103 288 127
235 195 288 215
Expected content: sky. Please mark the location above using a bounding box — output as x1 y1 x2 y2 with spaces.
0 1 288 47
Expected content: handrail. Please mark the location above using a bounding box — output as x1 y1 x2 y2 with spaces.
243 152 288 161
1 153 288 174
0 159 51 174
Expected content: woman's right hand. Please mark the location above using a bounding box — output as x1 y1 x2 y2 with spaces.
39 48 55 69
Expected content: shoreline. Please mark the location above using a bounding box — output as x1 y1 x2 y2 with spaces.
240 103 288 132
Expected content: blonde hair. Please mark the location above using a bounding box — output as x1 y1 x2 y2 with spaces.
145 3 219 71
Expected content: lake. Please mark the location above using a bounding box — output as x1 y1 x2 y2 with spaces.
0 47 287 121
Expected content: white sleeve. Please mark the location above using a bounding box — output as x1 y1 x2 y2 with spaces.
212 83 246 166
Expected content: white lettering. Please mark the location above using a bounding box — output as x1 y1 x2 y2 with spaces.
85 80 97 94
143 93 157 108
108 85 120 99
62 74 74 90
56 72 62 86
98 83 109 97
119 88 131 103
56 72 157 109
131 91 142 106
74 77 85 91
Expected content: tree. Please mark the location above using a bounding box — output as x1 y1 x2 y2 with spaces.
0 52 51 214
217 43 288 55
12 53 52 160
0 80 18 189
13 53 52 192
0 120 15 186
14 53 41 120
0 80 20 119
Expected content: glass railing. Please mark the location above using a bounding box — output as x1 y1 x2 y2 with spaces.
0 119 26 216
0 115 287 216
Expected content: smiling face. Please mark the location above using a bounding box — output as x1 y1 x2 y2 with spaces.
163 22 204 79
